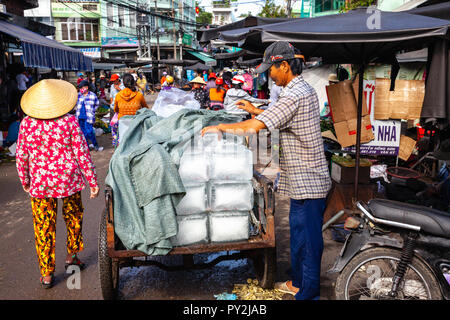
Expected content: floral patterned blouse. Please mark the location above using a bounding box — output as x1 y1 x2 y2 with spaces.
16 114 98 199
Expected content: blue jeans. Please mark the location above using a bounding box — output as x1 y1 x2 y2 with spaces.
78 119 98 148
289 198 326 300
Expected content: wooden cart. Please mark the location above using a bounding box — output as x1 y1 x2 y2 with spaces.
98 170 277 300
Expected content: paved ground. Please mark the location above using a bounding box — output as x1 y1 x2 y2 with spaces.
0 93 343 300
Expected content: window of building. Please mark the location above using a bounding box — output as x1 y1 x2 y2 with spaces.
58 18 99 42
107 3 114 27
82 4 98 11
118 6 125 27
130 12 136 29
314 0 344 13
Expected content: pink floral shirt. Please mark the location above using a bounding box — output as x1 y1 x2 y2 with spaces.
16 114 98 199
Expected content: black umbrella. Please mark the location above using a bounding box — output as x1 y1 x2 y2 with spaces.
184 62 210 71
196 15 294 44
220 7 450 200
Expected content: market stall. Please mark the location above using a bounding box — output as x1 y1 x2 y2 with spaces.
218 6 450 205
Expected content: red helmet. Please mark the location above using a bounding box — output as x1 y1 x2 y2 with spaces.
215 77 223 85
208 72 217 80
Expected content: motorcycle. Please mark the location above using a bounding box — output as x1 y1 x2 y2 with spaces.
329 198 450 300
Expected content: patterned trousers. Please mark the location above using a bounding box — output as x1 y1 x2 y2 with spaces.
31 192 84 277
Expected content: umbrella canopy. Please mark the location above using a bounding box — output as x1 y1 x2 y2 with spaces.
196 16 293 44
214 49 262 61
184 62 210 71
219 7 450 200
220 8 450 64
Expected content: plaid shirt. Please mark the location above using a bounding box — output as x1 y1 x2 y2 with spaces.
256 75 331 200
76 91 99 124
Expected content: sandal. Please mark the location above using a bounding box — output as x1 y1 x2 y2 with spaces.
65 254 86 271
40 274 54 289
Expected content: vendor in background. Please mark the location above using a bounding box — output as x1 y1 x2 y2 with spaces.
209 77 226 110
137 72 148 95
3 113 20 147
160 71 167 85
223 75 269 115
77 73 85 86
202 41 331 300
109 74 124 147
205 72 217 91
16 79 99 289
161 75 174 90
190 76 210 109
76 80 103 152
87 74 97 94
114 73 148 120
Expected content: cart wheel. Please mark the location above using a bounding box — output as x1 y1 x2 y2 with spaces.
251 248 277 289
98 208 119 300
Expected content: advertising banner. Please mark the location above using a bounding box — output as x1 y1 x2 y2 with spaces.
344 80 401 156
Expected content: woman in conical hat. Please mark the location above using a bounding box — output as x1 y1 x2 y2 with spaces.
190 76 210 109
16 79 99 288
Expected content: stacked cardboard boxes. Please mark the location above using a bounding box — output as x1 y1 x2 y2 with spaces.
326 78 374 148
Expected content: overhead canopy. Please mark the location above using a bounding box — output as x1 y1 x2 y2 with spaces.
186 50 217 67
184 62 210 71
214 49 262 61
149 59 198 66
0 19 93 71
236 57 262 67
219 8 450 64
196 16 293 44
408 2 450 20
218 7 450 200
92 62 126 70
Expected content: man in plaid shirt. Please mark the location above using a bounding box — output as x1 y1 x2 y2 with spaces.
76 80 103 151
202 41 331 300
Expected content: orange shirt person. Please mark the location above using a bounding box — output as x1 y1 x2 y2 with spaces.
209 78 226 110
160 71 167 85
114 73 148 119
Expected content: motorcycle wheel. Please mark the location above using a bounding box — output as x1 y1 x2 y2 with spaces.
335 247 442 300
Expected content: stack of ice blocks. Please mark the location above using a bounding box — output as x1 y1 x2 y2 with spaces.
171 133 253 246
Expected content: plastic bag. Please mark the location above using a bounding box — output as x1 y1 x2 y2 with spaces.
110 112 119 127
152 87 201 118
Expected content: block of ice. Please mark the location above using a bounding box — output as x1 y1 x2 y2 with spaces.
176 183 208 215
209 211 250 243
202 132 246 148
210 144 253 181
171 214 209 246
178 151 209 183
209 181 254 211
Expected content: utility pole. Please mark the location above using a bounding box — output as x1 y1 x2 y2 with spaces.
155 0 161 62
172 0 176 60
137 1 152 61
155 0 161 80
179 0 183 61
287 0 292 18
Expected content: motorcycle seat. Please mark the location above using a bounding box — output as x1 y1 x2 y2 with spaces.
368 199 450 239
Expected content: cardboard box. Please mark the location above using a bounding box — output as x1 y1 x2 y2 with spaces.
398 135 417 161
374 78 425 120
331 161 371 184
326 78 374 148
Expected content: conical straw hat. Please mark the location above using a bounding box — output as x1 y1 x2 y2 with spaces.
190 76 207 85
20 79 78 120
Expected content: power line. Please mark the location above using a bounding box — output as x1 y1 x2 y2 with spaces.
104 0 201 27
56 0 140 38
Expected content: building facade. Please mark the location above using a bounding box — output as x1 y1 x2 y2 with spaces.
51 0 102 61
25 0 197 62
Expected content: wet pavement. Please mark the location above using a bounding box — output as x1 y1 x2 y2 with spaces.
0 93 343 300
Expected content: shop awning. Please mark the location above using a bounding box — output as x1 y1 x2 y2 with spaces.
186 50 217 67
0 19 93 71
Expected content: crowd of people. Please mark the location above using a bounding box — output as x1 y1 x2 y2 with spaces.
160 66 283 116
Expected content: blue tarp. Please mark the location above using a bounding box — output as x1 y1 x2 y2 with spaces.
0 19 93 71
